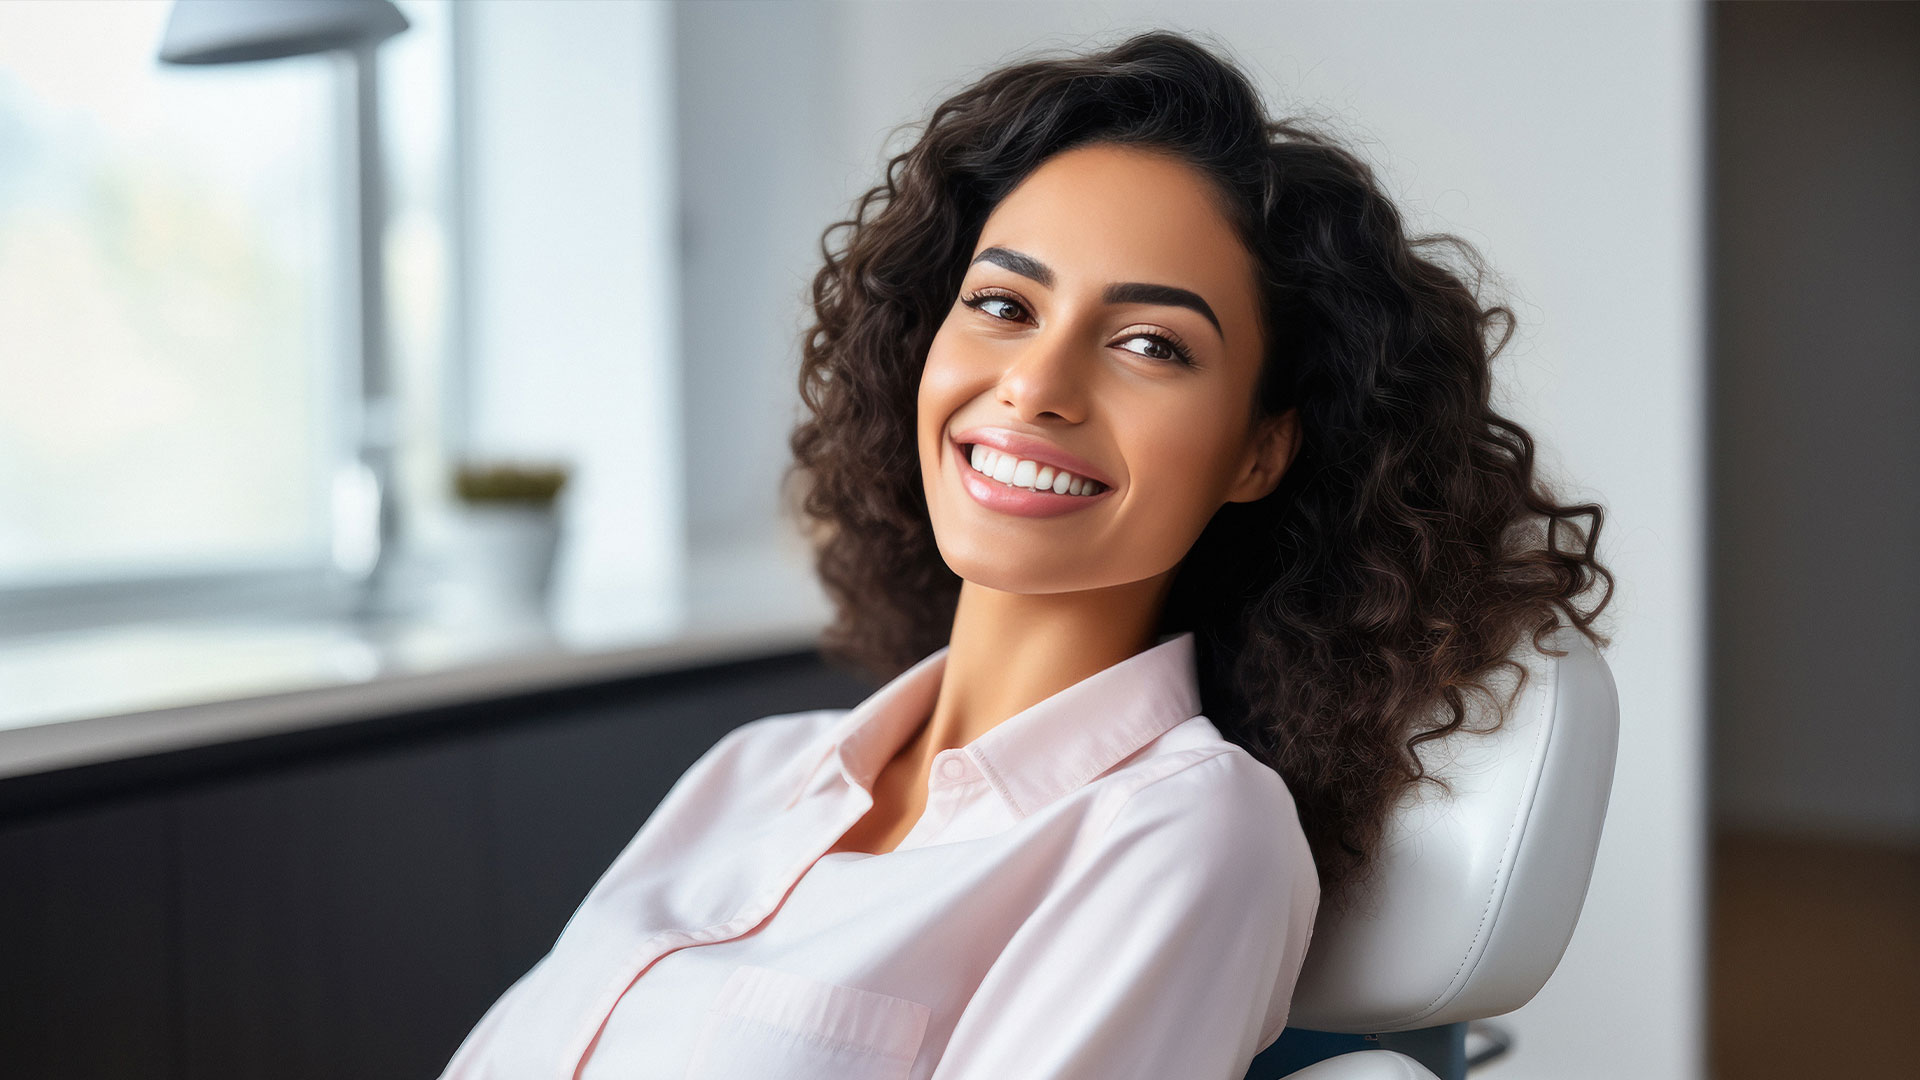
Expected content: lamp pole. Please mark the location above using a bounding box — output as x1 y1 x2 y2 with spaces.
157 0 412 621
345 37 404 619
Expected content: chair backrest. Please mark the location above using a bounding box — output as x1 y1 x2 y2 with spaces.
1285 624 1620 1033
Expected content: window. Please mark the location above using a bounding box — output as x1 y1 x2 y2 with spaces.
0 0 454 630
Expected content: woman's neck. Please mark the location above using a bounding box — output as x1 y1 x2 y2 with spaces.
900 574 1176 771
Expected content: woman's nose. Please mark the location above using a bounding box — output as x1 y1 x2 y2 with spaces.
994 330 1088 423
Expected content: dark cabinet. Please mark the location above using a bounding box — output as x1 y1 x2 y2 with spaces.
0 647 869 1080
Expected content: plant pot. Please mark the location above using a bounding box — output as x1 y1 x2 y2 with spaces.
437 501 563 620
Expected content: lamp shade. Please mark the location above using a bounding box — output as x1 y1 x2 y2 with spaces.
158 0 408 64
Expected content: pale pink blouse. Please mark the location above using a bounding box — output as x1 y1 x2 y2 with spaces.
437 630 1320 1080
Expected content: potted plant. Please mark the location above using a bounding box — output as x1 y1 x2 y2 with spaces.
437 459 572 621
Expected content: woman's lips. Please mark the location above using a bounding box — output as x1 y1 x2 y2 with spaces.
951 437 1115 519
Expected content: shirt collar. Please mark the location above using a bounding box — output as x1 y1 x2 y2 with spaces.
784 630 1202 819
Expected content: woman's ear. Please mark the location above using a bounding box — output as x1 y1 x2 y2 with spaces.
1226 407 1301 504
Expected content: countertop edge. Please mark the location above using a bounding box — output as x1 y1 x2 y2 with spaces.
0 618 827 782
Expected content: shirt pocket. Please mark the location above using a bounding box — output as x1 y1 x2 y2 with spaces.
682 963 931 1080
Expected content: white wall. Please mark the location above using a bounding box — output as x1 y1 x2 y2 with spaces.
680 2 1707 1077
458 0 844 641
456 0 688 641
671 0 848 631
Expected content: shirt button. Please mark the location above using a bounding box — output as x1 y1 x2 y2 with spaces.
938 756 966 780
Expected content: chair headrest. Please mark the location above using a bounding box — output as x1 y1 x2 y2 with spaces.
1286 625 1620 1033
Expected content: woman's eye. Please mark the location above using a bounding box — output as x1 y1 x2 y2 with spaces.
961 291 1027 322
1118 334 1173 361
1116 332 1195 366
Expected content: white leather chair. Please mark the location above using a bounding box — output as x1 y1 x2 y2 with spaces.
1247 624 1621 1080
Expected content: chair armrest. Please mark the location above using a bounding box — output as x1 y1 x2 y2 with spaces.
1278 1050 1444 1080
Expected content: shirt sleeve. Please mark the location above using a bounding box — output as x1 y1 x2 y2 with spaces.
929 750 1320 1080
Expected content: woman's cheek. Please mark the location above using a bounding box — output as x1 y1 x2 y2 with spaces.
918 341 972 411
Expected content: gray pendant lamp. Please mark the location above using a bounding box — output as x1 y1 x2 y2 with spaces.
158 0 406 64
159 0 412 621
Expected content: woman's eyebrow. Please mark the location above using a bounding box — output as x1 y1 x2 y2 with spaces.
969 245 1224 342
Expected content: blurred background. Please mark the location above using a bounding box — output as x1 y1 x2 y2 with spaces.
0 2 1912 1079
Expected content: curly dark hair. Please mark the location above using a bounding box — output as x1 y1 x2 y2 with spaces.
782 28 1614 911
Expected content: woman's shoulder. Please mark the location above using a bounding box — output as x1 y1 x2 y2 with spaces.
728 706 845 745
703 707 846 769
1099 715 1315 878
650 708 849 819
1112 715 1302 820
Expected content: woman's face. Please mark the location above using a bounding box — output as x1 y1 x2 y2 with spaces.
918 141 1297 597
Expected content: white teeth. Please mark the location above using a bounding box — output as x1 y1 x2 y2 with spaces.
964 444 1103 496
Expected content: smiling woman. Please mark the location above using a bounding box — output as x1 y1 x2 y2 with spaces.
790 30 1615 908
436 27 1615 1080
